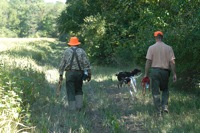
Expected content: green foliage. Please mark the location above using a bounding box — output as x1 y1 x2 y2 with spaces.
0 0 9 26
57 0 90 35
0 0 65 37
57 0 142 66
0 27 18 37
58 0 200 89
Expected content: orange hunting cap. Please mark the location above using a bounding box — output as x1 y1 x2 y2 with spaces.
154 31 163 37
68 37 81 46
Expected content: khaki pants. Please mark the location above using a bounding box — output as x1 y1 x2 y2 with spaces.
151 68 170 113
65 70 83 101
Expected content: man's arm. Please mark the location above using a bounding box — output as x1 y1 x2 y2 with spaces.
170 59 177 82
58 51 68 80
144 59 152 77
81 49 91 81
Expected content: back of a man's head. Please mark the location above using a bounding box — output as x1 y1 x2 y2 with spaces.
155 34 163 40
154 31 163 41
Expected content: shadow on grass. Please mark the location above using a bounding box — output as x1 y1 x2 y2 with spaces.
81 79 151 133
81 77 200 133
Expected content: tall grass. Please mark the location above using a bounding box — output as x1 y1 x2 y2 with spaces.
0 56 43 132
0 38 200 133
0 38 56 132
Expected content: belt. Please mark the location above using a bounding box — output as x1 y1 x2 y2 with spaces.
66 69 83 72
152 67 169 72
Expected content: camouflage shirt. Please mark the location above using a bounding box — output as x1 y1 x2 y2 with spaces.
59 46 90 75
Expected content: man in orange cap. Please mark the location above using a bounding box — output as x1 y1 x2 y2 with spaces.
59 36 91 111
144 31 177 117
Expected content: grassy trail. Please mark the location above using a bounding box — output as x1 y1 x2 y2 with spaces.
37 41 200 133
43 65 150 133
1 38 200 133
29 40 150 132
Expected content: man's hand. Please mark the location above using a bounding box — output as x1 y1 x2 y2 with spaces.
57 75 63 97
87 73 91 82
59 75 63 81
144 59 152 78
170 60 177 83
173 73 177 82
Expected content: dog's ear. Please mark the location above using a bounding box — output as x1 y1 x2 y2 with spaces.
131 69 137 74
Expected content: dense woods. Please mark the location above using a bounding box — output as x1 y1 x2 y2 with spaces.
58 0 200 90
0 0 65 37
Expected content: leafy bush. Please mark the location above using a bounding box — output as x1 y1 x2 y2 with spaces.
0 27 18 37
58 0 200 90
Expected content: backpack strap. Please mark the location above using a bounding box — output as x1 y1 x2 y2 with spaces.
69 48 75 70
69 47 81 70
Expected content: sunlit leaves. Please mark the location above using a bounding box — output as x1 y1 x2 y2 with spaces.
58 0 200 88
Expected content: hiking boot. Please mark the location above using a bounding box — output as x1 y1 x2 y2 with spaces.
157 112 162 117
68 101 76 111
162 106 169 114
163 108 169 113
155 111 162 120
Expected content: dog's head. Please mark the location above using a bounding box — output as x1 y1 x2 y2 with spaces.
131 68 141 75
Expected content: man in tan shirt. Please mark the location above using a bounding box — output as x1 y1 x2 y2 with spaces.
144 31 177 116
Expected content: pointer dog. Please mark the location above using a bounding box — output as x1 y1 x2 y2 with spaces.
115 68 141 88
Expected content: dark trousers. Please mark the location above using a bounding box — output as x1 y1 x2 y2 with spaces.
151 68 170 113
65 70 83 101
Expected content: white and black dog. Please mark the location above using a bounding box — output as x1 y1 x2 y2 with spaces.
115 68 141 88
115 68 142 98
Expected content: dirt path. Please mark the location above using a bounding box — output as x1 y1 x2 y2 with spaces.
35 41 151 132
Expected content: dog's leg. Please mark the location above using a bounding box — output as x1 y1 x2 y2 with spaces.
117 82 120 89
130 77 137 93
129 88 134 98
119 81 123 88
117 81 123 88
